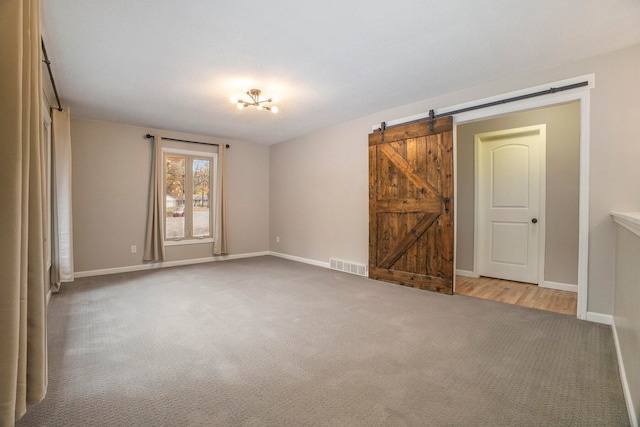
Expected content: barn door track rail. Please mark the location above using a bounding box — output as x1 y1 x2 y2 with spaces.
376 80 589 136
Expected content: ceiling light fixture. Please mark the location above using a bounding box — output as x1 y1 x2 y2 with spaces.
230 89 279 113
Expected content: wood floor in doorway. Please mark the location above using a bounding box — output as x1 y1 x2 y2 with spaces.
455 276 577 315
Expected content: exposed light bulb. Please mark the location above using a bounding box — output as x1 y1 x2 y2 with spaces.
237 103 244 109
271 106 279 113
230 97 237 104
257 105 263 110
272 97 279 103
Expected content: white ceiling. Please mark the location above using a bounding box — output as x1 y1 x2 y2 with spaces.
41 1 640 145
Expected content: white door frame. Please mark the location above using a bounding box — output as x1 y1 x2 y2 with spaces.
475 125 546 285
372 73 594 320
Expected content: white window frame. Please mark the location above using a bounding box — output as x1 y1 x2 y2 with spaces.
162 147 217 246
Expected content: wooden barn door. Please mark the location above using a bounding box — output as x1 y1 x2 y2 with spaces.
369 116 454 294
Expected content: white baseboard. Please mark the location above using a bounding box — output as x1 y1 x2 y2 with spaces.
456 269 478 278
540 280 578 293
269 251 331 269
585 311 613 325
74 251 270 278
612 319 639 427
211 251 271 262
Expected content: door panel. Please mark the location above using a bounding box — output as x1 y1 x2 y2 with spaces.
491 222 529 265
477 125 545 284
492 145 529 207
369 117 454 294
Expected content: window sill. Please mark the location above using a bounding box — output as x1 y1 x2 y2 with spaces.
164 238 214 247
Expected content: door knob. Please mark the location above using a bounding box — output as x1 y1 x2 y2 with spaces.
531 218 538 224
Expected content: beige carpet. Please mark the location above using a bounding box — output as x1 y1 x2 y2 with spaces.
17 256 629 426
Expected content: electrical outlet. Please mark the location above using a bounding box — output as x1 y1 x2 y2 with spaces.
131 245 137 253
276 236 280 243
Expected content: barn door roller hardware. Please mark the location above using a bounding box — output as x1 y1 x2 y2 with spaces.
379 121 386 142
428 109 435 132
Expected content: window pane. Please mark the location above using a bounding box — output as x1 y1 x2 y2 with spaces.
165 156 185 239
192 159 210 237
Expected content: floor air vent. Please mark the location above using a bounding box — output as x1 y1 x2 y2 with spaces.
330 258 368 277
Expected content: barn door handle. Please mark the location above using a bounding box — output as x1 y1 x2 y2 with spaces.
443 197 450 213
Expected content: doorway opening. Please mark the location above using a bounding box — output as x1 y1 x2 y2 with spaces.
455 77 589 319
455 99 584 316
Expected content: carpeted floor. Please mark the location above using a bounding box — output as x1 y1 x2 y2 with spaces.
17 256 629 426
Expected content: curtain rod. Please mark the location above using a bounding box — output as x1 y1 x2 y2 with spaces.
145 134 229 149
41 37 63 111
377 80 589 133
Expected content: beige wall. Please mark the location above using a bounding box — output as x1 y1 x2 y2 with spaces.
269 43 640 315
613 223 640 423
71 118 269 273
270 120 369 263
456 102 580 285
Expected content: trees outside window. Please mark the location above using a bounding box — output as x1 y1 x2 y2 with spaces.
163 151 216 241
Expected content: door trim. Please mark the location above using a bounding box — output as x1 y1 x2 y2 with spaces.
474 125 546 285
373 74 593 320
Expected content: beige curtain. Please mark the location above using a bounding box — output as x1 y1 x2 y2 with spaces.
143 134 166 261
0 0 49 424
213 145 228 255
51 108 74 289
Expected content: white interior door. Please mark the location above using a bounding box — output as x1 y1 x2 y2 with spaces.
477 125 545 284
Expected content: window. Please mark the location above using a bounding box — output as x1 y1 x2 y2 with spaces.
163 149 216 243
